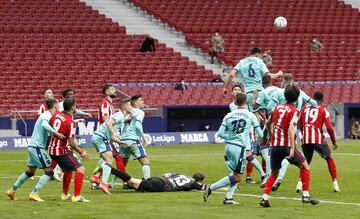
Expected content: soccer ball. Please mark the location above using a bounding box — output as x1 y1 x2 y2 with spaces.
274 16 287 30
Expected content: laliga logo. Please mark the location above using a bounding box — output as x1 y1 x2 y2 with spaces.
77 138 86 145
0 141 8 148
144 134 152 145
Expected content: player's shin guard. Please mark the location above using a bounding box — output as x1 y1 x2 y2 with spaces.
32 171 53 193
248 155 266 177
142 164 151 179
277 159 290 181
115 155 126 171
210 175 236 191
74 172 84 197
260 148 271 177
327 158 337 181
13 171 33 191
225 183 237 199
264 175 276 195
300 168 310 192
63 172 72 195
110 167 131 182
102 163 112 184
246 161 253 177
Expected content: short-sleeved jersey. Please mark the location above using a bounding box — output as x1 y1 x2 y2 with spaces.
300 104 336 145
271 104 299 147
256 86 281 110
268 88 316 113
163 174 203 192
48 112 76 156
229 101 237 112
220 109 260 147
38 102 48 116
29 111 52 149
98 99 115 125
121 108 145 140
233 56 269 92
95 111 125 140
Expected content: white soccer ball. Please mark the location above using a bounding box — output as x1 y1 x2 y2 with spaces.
274 16 287 30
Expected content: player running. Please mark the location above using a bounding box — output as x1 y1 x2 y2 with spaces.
266 74 317 191
6 99 65 201
38 88 54 116
297 91 339 192
91 98 133 193
92 167 205 192
204 93 263 205
222 47 283 112
48 98 91 202
119 95 151 180
260 85 319 207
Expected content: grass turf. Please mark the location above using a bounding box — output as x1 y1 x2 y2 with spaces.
0 140 359 218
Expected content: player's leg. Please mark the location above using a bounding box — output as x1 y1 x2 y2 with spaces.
66 153 90 202
287 148 319 205
260 147 284 207
29 148 53 201
109 144 126 188
204 145 245 204
296 144 315 193
272 159 290 191
100 151 114 184
133 141 151 179
246 150 266 181
315 144 339 192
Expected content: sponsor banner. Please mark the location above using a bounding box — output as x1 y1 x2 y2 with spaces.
0 131 219 150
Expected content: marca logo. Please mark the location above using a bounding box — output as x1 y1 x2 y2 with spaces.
0 141 8 148
180 133 209 143
78 121 97 135
14 138 31 148
152 135 176 143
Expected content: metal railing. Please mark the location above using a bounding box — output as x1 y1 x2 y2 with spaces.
11 109 28 137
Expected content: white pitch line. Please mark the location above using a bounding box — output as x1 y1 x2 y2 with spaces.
212 191 360 207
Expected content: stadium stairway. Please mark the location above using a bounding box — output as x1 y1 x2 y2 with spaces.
80 0 225 74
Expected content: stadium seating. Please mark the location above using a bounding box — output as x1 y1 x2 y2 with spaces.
0 0 215 118
130 0 360 80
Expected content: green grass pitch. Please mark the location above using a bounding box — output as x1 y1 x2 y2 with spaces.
0 140 359 219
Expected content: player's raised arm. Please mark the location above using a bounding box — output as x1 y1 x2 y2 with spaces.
267 70 283 80
222 69 237 96
74 109 92 118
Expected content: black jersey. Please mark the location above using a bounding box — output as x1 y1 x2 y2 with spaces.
163 174 203 192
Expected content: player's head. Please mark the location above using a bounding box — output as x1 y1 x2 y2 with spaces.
235 93 247 107
102 84 116 99
120 98 133 113
193 172 205 183
284 85 300 104
43 89 54 99
251 47 262 58
131 95 144 108
63 98 76 114
281 73 294 88
231 85 242 98
45 98 59 112
262 74 272 88
313 91 324 103
62 88 74 99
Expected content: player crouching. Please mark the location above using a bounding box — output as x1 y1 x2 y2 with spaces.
260 85 319 207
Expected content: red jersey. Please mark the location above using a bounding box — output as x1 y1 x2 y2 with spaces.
271 104 299 147
300 104 336 145
98 98 114 124
48 112 76 156
38 102 48 116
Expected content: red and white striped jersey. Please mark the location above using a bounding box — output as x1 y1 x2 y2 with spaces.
300 104 336 145
48 112 76 156
271 104 299 147
98 99 114 125
37 102 48 116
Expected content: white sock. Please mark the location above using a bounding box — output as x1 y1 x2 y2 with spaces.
303 191 309 197
262 194 269 200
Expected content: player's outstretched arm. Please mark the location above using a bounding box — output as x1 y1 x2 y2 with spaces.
42 120 65 140
222 70 237 96
68 137 91 160
268 70 283 80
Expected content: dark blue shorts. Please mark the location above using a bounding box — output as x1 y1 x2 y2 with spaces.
301 143 331 164
270 146 306 170
50 153 82 172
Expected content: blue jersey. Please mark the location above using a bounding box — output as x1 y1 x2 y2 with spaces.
121 108 145 141
267 88 317 113
256 86 281 111
217 109 263 147
234 56 269 92
95 111 125 140
28 111 55 148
